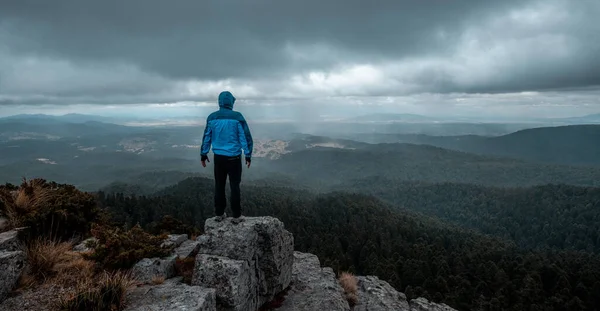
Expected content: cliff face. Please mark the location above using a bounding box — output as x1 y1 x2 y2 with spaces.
125 216 458 311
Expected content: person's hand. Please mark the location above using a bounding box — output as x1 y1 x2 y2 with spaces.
246 158 251 168
201 155 209 167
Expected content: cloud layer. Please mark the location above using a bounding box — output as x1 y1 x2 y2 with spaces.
0 0 599 114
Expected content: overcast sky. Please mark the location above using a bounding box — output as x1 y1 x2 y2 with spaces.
1 0 599 119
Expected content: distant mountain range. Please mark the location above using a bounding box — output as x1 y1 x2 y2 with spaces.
341 112 600 124
550 113 600 123
340 124 600 167
3 112 599 126
343 113 440 123
0 113 121 124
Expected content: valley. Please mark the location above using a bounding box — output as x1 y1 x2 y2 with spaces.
2 114 600 310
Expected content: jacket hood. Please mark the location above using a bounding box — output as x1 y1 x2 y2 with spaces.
218 91 236 110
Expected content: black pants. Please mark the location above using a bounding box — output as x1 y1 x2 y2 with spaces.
213 154 242 218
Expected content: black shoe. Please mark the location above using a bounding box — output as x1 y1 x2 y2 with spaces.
231 215 245 224
214 213 227 222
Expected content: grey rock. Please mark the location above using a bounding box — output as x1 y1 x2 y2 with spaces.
0 250 26 302
278 251 350 311
162 234 188 248
200 218 260 261
72 237 97 252
124 277 216 311
131 255 177 284
0 231 20 252
410 297 457 311
192 254 258 311
199 216 294 305
174 240 200 259
354 276 410 311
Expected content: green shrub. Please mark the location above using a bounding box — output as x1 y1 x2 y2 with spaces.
84 223 172 270
0 178 100 241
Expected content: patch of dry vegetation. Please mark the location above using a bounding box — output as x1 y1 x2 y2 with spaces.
21 239 76 286
0 179 149 311
339 271 359 307
57 271 135 311
0 178 100 240
14 238 135 311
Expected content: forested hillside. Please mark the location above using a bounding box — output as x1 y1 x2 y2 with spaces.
266 144 600 188
98 177 600 311
335 178 600 253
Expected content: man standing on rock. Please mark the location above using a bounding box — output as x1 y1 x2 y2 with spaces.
200 91 253 224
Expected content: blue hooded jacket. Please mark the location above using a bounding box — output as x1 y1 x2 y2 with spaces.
200 91 253 159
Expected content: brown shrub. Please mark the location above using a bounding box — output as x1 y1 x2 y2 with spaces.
339 271 359 307
18 238 96 295
57 271 134 311
0 179 53 230
23 239 74 283
0 178 100 241
53 252 96 288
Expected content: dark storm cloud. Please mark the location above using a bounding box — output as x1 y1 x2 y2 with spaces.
0 0 526 80
0 0 599 105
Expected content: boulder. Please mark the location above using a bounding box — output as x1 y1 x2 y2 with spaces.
410 297 457 311
0 231 20 252
197 216 294 305
125 277 216 311
162 234 188 248
174 240 200 259
354 276 410 311
131 255 177 284
0 250 26 302
278 252 350 311
192 254 257 311
72 237 97 252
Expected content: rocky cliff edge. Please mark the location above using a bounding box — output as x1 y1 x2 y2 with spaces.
0 216 457 311
125 216 458 311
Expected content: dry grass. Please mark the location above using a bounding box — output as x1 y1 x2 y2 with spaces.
0 178 100 242
18 237 98 292
57 271 135 311
23 239 75 284
16 237 135 311
339 271 359 307
151 276 165 285
0 178 54 230
53 252 96 288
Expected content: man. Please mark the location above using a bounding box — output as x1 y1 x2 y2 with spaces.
200 91 253 224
